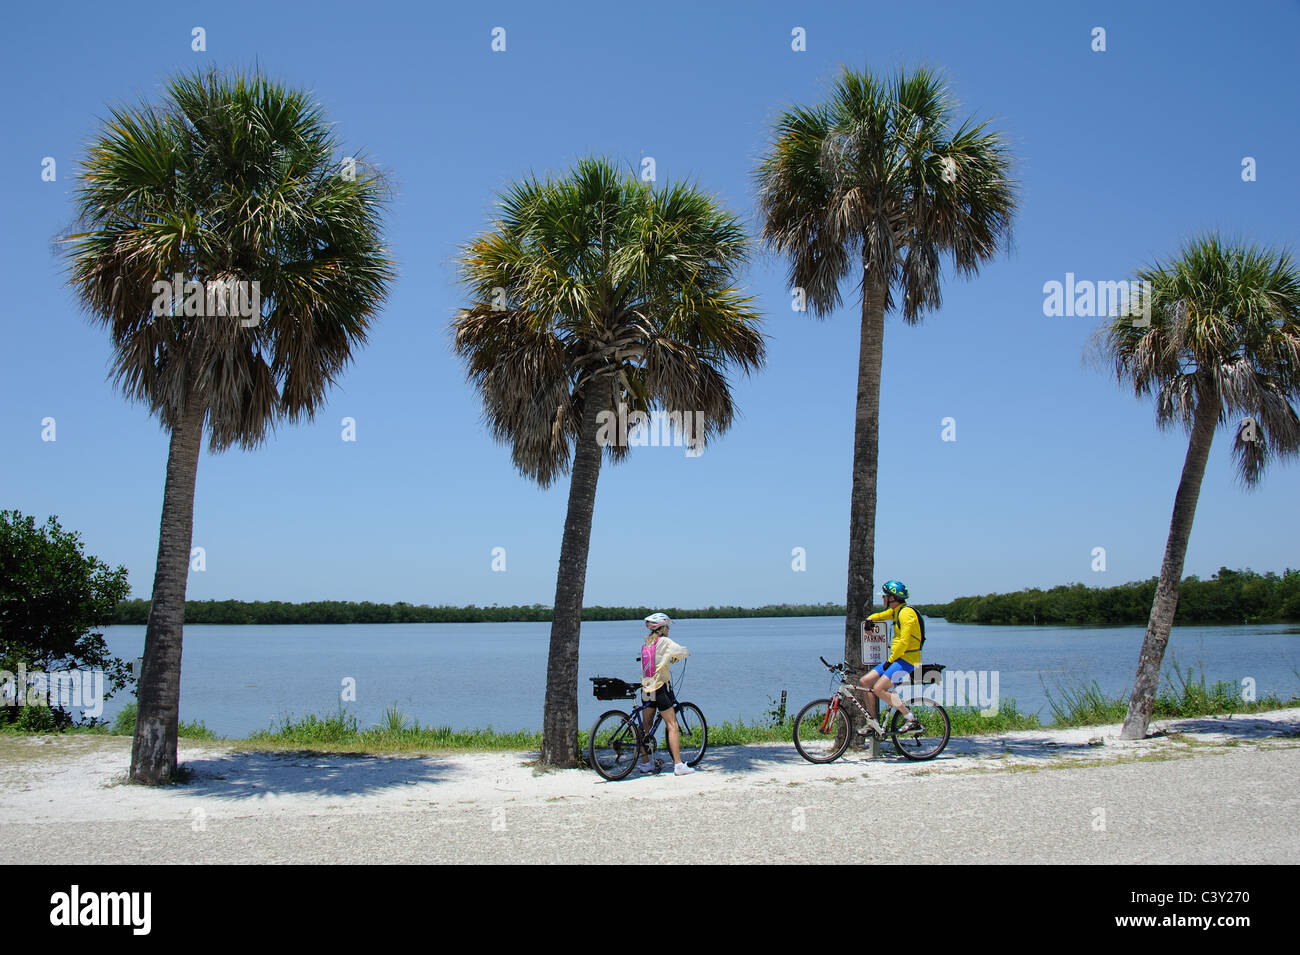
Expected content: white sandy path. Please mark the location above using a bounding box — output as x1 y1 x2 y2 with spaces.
2 708 1298 828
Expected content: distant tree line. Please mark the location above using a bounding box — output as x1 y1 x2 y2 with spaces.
108 569 1298 627
110 600 849 626
929 568 1300 625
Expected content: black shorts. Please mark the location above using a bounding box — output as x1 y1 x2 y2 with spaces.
642 684 677 712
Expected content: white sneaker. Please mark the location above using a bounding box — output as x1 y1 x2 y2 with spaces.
635 760 656 774
674 762 694 775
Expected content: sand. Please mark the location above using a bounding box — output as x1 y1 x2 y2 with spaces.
4 708 1297 828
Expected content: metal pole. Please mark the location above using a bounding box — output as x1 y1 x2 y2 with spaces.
862 620 884 758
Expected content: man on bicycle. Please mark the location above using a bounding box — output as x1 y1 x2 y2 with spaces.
637 612 694 775
857 580 923 736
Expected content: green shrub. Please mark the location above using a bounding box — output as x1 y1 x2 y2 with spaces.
15 704 63 733
108 702 218 740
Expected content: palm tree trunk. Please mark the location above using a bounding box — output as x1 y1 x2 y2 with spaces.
1120 393 1218 740
130 395 205 784
540 393 607 766
844 278 886 669
843 277 886 750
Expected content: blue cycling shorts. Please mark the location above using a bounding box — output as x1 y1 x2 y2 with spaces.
870 659 915 684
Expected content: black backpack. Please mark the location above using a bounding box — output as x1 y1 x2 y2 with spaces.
905 606 926 650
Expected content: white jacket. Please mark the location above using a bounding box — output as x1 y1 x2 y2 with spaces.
640 635 689 695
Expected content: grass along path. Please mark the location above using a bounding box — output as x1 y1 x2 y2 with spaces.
4 665 1296 755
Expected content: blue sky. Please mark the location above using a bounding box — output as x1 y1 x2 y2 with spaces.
2 0 1297 607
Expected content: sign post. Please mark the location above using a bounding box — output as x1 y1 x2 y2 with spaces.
861 619 891 758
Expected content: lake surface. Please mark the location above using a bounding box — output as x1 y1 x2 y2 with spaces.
95 617 1300 737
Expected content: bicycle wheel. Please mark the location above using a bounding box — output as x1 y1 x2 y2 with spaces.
887 696 950 761
588 710 642 780
793 698 851 764
672 702 708 767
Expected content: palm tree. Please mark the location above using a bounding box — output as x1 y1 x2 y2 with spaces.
755 65 1016 674
454 157 765 766
1092 235 1300 739
63 70 394 783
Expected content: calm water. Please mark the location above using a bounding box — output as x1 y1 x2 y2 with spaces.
96 617 1300 737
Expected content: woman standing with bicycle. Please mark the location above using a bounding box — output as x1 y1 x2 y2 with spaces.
637 613 694 775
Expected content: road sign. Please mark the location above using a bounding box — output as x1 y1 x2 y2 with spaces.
862 618 890 669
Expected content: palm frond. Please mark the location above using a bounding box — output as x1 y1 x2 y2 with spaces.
755 63 1016 325
62 67 394 451
453 157 766 483
1095 234 1300 485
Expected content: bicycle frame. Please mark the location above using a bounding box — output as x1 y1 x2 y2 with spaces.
826 676 901 734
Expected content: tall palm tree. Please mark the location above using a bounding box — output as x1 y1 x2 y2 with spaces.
1093 235 1300 739
454 157 765 767
63 70 394 783
755 65 1016 674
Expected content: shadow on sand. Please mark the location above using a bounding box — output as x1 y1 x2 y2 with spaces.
1154 714 1300 740
176 749 454 800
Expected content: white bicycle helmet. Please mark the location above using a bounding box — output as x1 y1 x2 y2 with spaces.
644 612 672 630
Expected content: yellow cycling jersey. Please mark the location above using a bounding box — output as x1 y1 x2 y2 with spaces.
867 605 922 665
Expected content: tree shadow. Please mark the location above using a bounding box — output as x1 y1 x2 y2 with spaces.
1152 714 1300 740
703 743 845 772
941 734 1107 761
176 749 453 800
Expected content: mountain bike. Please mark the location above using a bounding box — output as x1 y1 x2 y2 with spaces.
792 656 949 763
587 671 707 781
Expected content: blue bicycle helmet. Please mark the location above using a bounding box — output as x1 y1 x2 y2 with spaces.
882 580 909 602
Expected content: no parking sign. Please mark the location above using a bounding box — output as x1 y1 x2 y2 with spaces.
862 618 891 670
